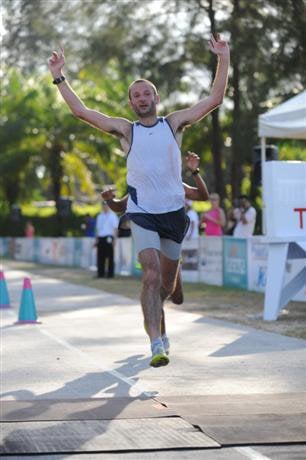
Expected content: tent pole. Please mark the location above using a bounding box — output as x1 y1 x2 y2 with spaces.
261 137 266 235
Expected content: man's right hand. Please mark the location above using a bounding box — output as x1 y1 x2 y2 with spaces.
101 189 116 202
48 47 65 77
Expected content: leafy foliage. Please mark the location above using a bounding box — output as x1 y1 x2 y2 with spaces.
1 0 305 227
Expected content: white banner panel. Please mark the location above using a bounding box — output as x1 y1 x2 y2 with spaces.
263 161 306 237
181 238 199 282
198 236 223 286
79 237 96 269
115 237 133 275
39 238 74 266
14 238 35 262
248 238 269 292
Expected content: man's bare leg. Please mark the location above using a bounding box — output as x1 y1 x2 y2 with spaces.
169 265 184 305
138 248 169 367
138 248 162 341
160 255 180 337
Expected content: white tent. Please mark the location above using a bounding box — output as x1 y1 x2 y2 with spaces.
258 91 306 233
259 90 306 139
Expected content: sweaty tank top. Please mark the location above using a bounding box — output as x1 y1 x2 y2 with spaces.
126 117 185 214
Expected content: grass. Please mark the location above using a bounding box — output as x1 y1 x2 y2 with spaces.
3 259 306 340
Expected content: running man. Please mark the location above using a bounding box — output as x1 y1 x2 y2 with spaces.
101 150 208 332
48 34 230 367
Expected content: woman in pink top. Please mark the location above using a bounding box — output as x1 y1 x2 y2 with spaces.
201 193 226 236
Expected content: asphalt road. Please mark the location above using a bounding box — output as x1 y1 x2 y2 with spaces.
1 266 306 459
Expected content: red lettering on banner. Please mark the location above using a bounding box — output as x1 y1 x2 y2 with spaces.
294 208 306 229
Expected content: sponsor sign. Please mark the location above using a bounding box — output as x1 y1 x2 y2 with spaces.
223 237 248 289
198 236 223 286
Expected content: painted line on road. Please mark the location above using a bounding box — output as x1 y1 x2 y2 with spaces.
39 328 155 399
235 447 272 460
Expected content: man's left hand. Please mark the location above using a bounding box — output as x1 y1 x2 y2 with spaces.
208 34 230 58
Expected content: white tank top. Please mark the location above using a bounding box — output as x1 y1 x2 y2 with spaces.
126 117 185 214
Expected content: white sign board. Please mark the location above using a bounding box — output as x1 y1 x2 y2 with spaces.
263 161 306 237
248 238 306 302
199 236 223 286
181 238 199 282
248 238 268 292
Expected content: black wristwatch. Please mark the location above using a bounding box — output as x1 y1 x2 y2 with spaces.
52 76 66 85
192 168 200 175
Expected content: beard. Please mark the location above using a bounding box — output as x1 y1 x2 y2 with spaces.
132 101 156 118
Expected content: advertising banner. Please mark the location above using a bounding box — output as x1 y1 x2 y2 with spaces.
0 238 10 258
115 237 133 275
181 238 199 282
223 237 248 289
14 238 35 262
39 238 74 266
248 238 269 292
79 238 96 269
198 236 223 286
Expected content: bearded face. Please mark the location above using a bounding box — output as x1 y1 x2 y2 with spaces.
129 82 159 118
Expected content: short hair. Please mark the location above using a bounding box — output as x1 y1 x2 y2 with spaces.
128 79 158 100
239 194 249 200
209 193 220 201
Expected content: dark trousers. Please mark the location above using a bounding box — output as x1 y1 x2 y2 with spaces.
97 236 114 278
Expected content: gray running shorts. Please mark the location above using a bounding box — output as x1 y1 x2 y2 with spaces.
130 221 181 261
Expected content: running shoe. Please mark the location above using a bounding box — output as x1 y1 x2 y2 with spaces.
150 341 169 367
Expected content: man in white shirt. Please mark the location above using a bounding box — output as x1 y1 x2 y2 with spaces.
233 195 257 237
95 203 119 278
48 35 229 367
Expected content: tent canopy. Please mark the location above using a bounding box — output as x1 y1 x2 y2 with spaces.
258 91 306 139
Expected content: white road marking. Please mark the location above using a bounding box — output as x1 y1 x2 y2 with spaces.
235 447 272 460
39 328 155 398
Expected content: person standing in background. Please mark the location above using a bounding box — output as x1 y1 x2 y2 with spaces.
201 193 226 236
25 221 35 238
233 195 257 237
95 203 119 278
83 213 96 237
225 199 240 235
185 200 199 240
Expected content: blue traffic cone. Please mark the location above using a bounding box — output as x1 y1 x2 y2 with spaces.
0 270 11 308
16 277 40 324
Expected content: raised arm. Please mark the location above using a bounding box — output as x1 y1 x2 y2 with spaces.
167 34 230 133
101 189 128 213
48 48 131 143
183 151 209 201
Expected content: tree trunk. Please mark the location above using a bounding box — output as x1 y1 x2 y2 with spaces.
230 0 242 201
50 143 64 236
207 0 225 200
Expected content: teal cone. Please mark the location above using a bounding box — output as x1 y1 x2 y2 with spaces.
18 287 38 322
0 273 10 308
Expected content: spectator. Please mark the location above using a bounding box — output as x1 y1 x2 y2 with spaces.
225 199 240 235
95 203 119 278
233 195 257 237
185 200 199 240
83 213 96 237
25 221 35 238
201 193 226 236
